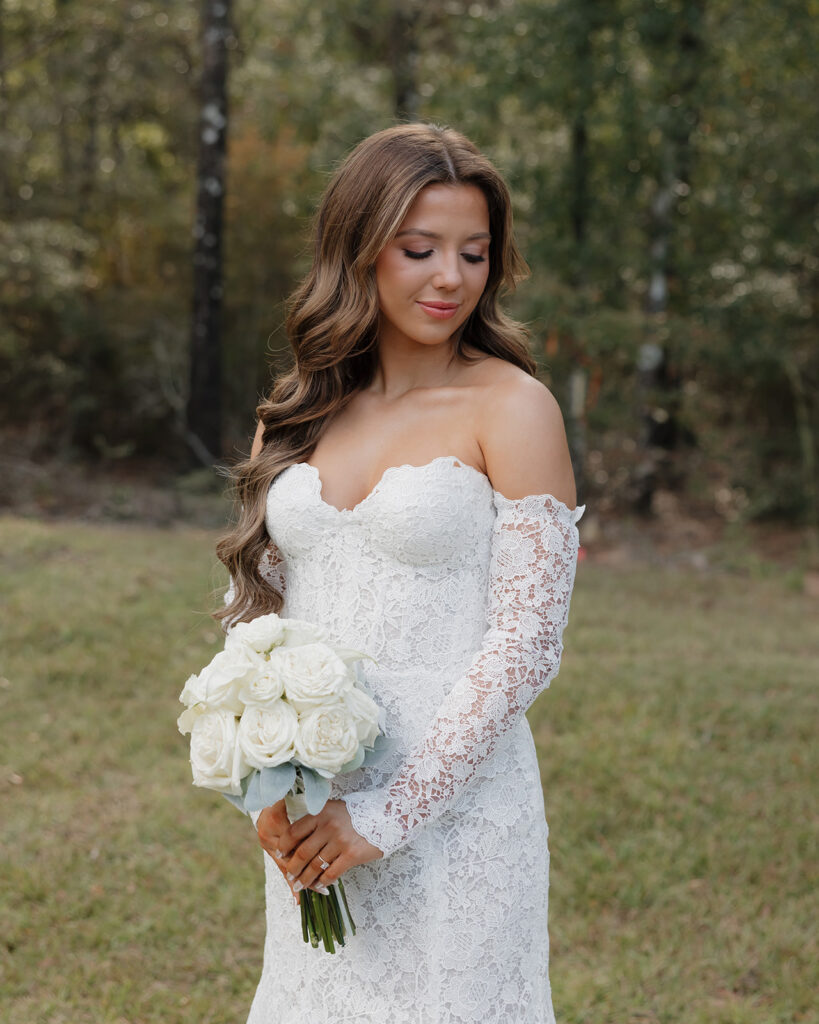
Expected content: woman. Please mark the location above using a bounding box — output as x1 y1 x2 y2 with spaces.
217 123 584 1024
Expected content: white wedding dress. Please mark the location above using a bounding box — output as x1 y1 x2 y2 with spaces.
239 454 583 1024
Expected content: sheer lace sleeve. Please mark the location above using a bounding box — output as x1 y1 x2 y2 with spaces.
258 538 288 595
341 491 584 857
221 538 288 636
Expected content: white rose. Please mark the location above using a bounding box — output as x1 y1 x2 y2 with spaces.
180 647 264 714
184 708 250 795
280 619 330 647
278 642 354 713
179 672 205 707
225 612 287 655
342 686 381 747
295 701 361 776
237 659 286 707
237 702 299 769
177 704 206 735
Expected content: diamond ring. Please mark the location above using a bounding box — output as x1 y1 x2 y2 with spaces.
318 857 330 871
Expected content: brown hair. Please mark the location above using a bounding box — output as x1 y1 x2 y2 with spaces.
215 122 536 627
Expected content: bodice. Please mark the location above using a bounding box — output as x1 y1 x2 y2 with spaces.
266 455 498 681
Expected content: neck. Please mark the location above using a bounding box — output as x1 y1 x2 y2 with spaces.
370 329 461 399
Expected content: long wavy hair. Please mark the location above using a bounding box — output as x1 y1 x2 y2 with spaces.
215 122 537 627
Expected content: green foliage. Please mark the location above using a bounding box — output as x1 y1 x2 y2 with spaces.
0 0 815 517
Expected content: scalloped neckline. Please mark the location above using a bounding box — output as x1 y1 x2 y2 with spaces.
281 454 584 522
292 454 491 515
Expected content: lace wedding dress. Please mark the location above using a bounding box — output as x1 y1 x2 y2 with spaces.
238 455 584 1024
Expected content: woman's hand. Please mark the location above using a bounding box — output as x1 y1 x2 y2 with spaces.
256 798 383 896
256 799 305 902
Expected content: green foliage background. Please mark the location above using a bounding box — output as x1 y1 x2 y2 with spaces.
0 0 816 522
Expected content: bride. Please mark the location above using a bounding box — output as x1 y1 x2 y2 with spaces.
217 123 583 1024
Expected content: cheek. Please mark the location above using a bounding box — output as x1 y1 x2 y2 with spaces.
465 263 491 304
375 251 400 298
376 252 423 302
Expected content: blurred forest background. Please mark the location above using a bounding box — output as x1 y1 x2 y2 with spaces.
0 0 816 540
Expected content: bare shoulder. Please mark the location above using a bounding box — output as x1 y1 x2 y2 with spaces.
471 360 577 508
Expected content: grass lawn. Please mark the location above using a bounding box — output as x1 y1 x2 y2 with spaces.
0 515 816 1024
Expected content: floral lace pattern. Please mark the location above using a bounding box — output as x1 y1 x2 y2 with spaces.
342 489 583 858
239 456 583 1024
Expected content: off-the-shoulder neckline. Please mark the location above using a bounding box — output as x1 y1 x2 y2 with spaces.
280 455 585 521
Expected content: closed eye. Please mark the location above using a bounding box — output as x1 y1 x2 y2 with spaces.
402 249 487 264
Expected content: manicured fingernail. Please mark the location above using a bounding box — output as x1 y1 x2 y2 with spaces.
286 872 294 881
314 884 330 895
274 849 283 858
293 894 299 907
293 881 303 892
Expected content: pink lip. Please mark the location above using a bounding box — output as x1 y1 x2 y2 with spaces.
418 301 459 320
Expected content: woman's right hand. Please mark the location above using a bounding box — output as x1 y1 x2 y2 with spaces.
256 799 317 904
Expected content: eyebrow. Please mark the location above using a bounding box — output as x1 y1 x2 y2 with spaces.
395 229 492 241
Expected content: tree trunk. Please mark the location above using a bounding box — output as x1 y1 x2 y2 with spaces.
567 107 590 502
564 0 596 502
570 113 588 262
0 0 8 215
186 0 232 464
79 58 103 217
389 0 419 121
636 1 706 513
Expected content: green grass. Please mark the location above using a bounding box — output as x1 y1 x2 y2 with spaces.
0 516 816 1024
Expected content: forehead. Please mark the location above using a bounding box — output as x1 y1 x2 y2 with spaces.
398 183 490 231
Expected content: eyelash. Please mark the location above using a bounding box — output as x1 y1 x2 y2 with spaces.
402 249 486 264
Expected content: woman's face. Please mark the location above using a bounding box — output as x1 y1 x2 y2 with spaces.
374 183 491 351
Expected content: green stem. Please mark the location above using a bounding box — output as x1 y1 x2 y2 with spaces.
326 888 345 946
304 891 319 948
311 891 326 949
337 879 356 936
299 884 356 953
316 892 335 953
300 895 308 944
328 885 346 942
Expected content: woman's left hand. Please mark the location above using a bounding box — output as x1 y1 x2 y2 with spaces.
277 799 383 893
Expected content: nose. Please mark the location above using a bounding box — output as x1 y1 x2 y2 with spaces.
431 251 463 291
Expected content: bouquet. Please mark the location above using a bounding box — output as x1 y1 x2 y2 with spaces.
177 612 391 953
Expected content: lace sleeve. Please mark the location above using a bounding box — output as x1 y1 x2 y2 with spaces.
221 539 288 636
258 538 288 595
222 574 237 634
341 491 584 857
